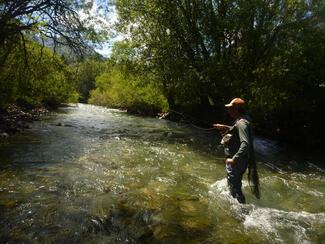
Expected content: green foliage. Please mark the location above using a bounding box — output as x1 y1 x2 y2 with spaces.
1 0 322 148
72 58 107 103
89 63 168 115
0 0 109 66
0 41 77 108
115 0 325 145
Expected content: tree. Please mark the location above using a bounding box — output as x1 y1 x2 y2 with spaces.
115 0 325 146
0 40 77 107
73 58 107 103
0 0 109 67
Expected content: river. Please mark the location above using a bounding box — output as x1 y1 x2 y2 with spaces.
0 104 324 243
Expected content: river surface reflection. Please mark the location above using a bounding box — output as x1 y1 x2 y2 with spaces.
0 104 324 243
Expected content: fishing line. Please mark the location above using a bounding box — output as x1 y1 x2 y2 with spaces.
168 109 216 132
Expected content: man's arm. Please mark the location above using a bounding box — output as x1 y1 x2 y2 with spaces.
212 123 232 132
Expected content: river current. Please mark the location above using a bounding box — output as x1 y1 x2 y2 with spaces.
0 104 324 243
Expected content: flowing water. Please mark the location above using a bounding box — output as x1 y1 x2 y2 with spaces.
0 104 324 243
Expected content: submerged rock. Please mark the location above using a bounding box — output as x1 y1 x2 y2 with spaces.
0 132 9 138
55 122 74 127
180 217 211 233
179 201 197 214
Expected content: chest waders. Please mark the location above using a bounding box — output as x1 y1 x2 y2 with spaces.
222 118 259 204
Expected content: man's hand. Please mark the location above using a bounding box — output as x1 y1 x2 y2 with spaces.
225 158 235 165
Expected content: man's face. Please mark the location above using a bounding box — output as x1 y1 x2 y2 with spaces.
226 106 237 119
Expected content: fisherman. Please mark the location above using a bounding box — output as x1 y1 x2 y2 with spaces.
213 98 260 204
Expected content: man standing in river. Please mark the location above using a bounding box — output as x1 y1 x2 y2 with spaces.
213 98 260 204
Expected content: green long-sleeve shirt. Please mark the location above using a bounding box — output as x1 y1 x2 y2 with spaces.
226 116 252 163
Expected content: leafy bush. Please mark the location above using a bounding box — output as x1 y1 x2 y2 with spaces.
89 66 168 115
0 41 77 108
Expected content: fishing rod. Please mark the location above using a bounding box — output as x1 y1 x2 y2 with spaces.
168 109 216 132
165 109 228 162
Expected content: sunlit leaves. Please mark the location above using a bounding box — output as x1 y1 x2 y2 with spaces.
114 0 325 141
0 40 77 107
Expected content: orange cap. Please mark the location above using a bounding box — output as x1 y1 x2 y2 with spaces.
225 98 246 107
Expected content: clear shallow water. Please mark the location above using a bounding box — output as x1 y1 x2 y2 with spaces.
0 104 324 243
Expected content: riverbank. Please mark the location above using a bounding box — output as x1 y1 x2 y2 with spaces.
1 102 323 154
0 104 48 138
